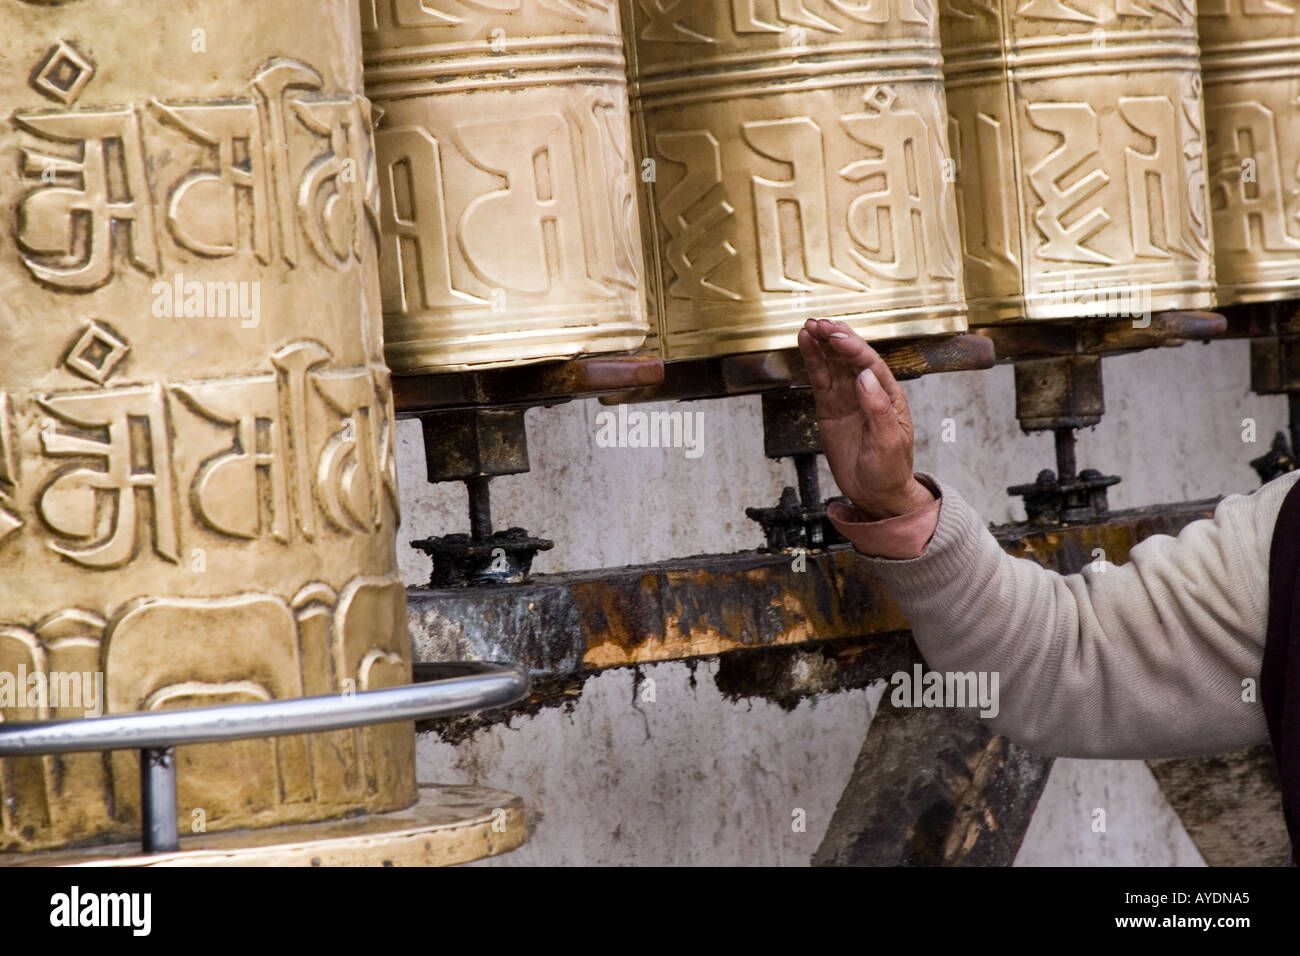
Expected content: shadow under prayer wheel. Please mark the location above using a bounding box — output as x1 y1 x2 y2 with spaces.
362 2 649 373
941 0 1215 324
0 0 414 852
1201 1 1300 305
622 0 968 362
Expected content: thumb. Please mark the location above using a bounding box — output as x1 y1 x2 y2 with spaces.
855 368 892 419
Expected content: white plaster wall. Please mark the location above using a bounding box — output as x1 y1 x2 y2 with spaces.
1014 759 1205 867
416 661 884 866
399 337 1286 865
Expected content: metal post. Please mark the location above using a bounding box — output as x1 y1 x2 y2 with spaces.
1054 427 1078 482
467 476 493 543
794 453 823 548
140 746 179 854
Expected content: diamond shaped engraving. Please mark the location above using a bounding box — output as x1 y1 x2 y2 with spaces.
31 41 95 105
862 84 900 114
64 321 129 384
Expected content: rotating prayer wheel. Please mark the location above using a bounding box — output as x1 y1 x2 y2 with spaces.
940 0 1221 522
1201 0 1300 306
0 0 413 851
622 0 968 362
615 0 984 548
1199 3 1300 481
362 1 649 372
941 0 1215 324
364 2 659 585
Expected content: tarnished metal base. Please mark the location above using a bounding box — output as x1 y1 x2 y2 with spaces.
1008 468 1122 526
745 488 845 552
1 784 525 868
1251 431 1298 485
413 529 555 587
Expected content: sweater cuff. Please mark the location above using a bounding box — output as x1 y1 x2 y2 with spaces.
852 476 998 607
826 474 942 559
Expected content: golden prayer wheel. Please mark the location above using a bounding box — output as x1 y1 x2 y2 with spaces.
940 0 1216 324
1201 1 1300 305
0 0 413 851
362 1 649 372
622 0 968 362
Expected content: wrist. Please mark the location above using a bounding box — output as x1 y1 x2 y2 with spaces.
850 477 935 521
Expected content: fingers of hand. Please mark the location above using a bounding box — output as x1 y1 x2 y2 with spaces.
856 368 892 415
804 321 912 483
806 319 906 404
796 327 832 392
855 370 913 474
800 321 860 414
804 318 858 389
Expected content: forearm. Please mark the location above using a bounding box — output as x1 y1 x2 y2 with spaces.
830 474 1294 759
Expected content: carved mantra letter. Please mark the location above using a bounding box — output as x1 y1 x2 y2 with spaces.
1027 102 1113 265
744 117 859 291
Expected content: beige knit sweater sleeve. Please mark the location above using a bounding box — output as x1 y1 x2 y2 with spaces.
848 469 1300 760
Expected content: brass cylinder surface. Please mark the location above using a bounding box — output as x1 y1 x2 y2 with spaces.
0 0 414 851
363 2 649 372
1201 2 1300 305
941 0 1216 324
623 0 968 362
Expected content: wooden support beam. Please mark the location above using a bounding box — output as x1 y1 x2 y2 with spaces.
813 703 1053 866
1147 747 1289 867
407 497 1219 675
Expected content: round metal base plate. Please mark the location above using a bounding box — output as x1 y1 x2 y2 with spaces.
0 785 525 867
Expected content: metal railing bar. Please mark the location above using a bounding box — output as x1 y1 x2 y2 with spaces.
0 661 529 856
0 662 528 756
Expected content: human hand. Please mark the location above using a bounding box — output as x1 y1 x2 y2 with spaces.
797 318 935 521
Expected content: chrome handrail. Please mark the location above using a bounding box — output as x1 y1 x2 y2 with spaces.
0 661 529 855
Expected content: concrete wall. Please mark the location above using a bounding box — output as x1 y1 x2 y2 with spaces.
399 337 1284 865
